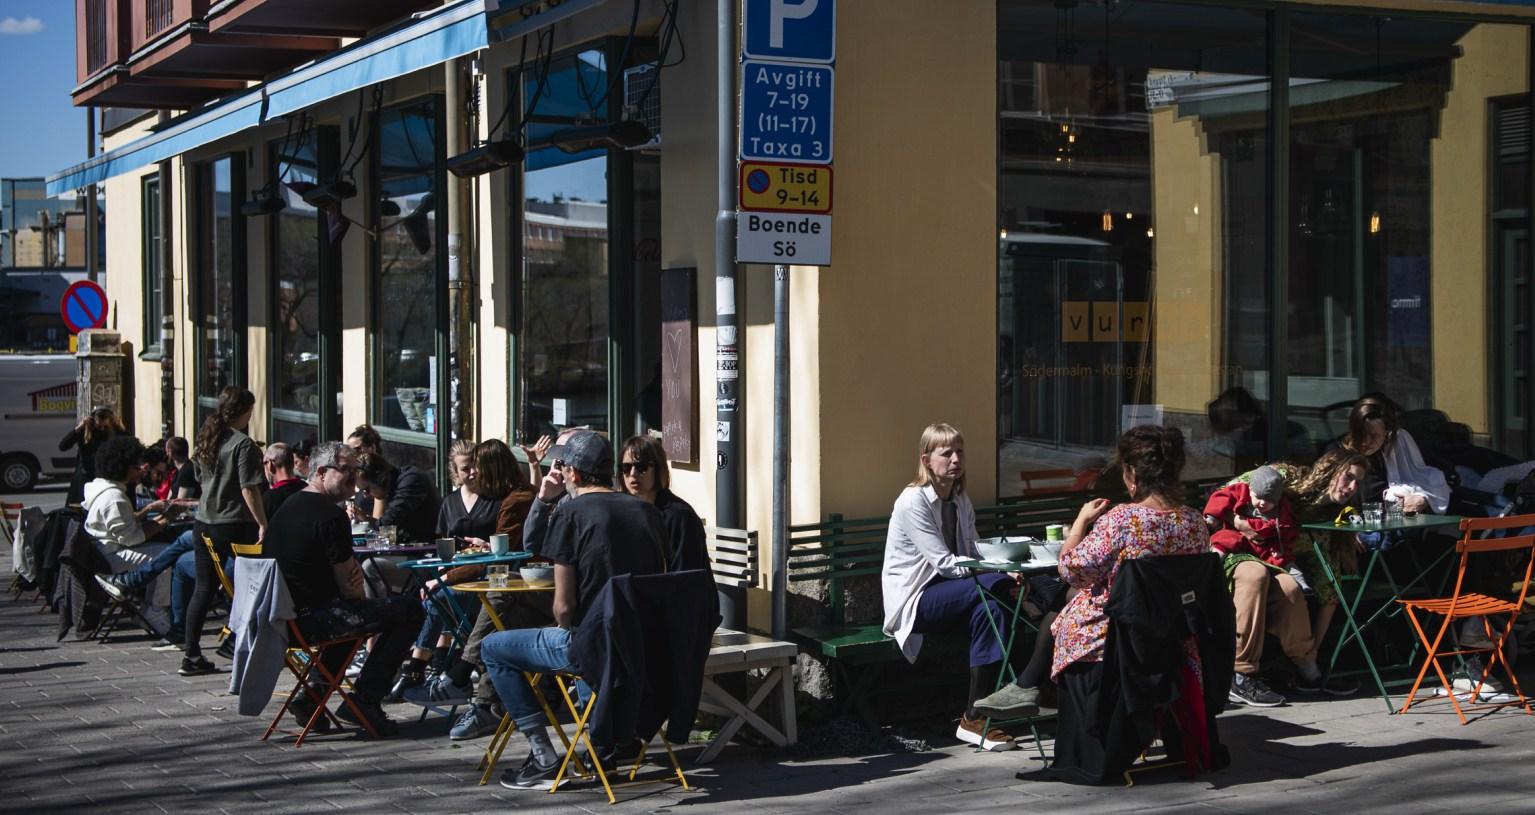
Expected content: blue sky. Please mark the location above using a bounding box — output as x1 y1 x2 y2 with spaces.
0 1 85 181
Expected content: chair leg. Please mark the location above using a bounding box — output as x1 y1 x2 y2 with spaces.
550 689 615 805
478 713 516 786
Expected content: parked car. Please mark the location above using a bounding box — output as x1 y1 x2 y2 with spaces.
0 354 77 491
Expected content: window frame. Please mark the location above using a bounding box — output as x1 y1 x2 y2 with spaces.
192 152 248 422
140 174 162 359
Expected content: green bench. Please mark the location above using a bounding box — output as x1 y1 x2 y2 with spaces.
784 478 1227 722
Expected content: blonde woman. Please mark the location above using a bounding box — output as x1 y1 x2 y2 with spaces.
881 423 1017 751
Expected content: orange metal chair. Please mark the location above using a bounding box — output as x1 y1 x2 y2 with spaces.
1396 515 1535 724
262 620 379 747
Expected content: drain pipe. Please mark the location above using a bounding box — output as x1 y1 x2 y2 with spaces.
446 54 473 458
714 0 744 629
157 112 176 440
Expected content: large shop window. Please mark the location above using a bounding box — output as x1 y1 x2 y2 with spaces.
1286 16 1529 471
141 176 162 356
997 1 1270 495
373 98 445 482
269 128 336 446
998 2 1533 500
195 155 245 426
518 48 615 440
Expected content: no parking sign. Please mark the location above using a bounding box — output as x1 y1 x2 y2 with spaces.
60 280 108 334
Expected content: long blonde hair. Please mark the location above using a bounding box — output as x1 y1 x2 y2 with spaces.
910 423 966 494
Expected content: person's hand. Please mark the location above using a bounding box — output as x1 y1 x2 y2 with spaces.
1402 493 1431 514
1076 498 1111 527
519 435 554 465
461 536 488 550
537 469 565 502
1233 516 1258 539
346 502 363 522
144 500 168 515
257 525 266 545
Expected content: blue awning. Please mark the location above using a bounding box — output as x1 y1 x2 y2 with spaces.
47 0 491 196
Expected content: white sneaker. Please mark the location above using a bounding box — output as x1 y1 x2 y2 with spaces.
1453 675 1504 694
346 648 368 680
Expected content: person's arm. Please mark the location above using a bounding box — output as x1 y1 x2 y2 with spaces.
103 496 148 549
59 425 84 452
522 479 563 555
1059 499 1113 588
497 491 535 545
1203 486 1237 529
333 558 366 600
552 563 577 627
241 485 268 538
890 492 969 578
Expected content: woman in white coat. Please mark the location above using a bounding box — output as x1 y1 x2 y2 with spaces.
881 423 1017 751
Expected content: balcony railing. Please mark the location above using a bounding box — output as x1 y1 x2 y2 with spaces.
85 0 108 75
146 0 173 39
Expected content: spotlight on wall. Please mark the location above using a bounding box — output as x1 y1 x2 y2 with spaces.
544 120 653 154
447 139 525 178
295 178 357 210
240 192 285 217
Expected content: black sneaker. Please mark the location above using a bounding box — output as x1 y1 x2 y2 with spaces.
178 656 217 676
215 635 236 661
385 670 425 704
151 635 185 652
289 690 334 733
1229 672 1285 707
335 694 399 738
94 573 130 600
500 754 561 791
1292 673 1359 697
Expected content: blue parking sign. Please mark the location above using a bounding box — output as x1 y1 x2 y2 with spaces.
743 0 834 64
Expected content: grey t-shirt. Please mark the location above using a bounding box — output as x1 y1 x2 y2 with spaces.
194 429 265 525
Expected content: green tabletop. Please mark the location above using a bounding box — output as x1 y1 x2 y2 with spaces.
955 557 1060 574
1300 514 1464 534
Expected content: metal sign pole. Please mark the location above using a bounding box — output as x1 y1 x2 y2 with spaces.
772 263 790 640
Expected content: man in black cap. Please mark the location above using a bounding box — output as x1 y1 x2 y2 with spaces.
477 430 668 791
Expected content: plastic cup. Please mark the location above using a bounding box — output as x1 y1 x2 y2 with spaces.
1045 524 1065 542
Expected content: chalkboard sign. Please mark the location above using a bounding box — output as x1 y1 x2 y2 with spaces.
661 267 698 464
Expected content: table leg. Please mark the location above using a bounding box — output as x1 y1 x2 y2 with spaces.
478 592 507 632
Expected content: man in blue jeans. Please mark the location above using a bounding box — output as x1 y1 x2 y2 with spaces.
479 431 667 791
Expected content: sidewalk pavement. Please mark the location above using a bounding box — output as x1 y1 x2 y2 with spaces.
4 550 1535 814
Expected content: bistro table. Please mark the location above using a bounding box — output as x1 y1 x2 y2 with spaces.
1301 513 1465 712
453 574 562 786
956 548 1063 761
352 540 436 596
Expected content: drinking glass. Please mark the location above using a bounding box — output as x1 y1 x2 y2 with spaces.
1385 500 1404 524
488 565 510 589
381 525 398 548
1363 502 1384 525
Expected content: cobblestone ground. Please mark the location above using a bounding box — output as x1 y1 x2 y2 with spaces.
5 541 1535 814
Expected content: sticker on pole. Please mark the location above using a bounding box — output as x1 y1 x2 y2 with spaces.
736 212 831 265
740 162 831 213
60 280 108 334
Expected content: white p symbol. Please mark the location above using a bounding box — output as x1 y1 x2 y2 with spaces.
770 0 818 49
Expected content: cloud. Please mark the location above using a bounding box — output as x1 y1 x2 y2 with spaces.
0 16 44 36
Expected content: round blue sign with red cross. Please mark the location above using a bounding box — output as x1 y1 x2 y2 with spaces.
61 280 108 334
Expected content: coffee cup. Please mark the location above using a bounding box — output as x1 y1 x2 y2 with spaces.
490 533 510 555
435 538 456 560
1046 524 1065 542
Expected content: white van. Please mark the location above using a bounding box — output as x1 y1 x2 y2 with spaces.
0 355 78 491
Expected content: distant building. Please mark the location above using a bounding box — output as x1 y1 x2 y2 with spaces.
0 270 85 352
1 178 103 270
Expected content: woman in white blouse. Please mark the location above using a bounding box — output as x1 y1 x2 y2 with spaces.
881 423 1017 751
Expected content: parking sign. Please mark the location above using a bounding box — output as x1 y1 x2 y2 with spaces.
743 0 835 64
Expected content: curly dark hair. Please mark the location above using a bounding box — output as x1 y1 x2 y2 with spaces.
95 435 147 483
348 424 382 453
194 386 255 468
1115 424 1186 502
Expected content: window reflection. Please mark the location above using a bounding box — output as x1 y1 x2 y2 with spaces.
374 99 440 438
271 135 321 436
997 1 1269 495
198 156 240 409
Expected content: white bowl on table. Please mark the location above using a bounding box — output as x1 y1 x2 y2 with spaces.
975 536 1034 564
519 565 555 588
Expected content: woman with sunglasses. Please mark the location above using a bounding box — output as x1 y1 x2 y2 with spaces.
619 435 709 572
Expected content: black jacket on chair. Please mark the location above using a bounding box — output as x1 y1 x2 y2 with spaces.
1048 552 1234 785
570 569 721 750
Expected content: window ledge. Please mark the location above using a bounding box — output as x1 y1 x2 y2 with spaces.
138 348 165 362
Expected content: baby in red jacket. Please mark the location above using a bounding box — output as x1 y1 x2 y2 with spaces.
1204 465 1297 569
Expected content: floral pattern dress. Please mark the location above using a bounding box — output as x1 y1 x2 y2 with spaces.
1050 503 1211 679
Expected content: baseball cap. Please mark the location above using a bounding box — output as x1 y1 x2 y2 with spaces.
551 430 613 475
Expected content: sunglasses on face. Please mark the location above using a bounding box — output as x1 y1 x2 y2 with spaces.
621 462 652 475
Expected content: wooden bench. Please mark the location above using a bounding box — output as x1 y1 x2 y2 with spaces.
700 527 799 760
